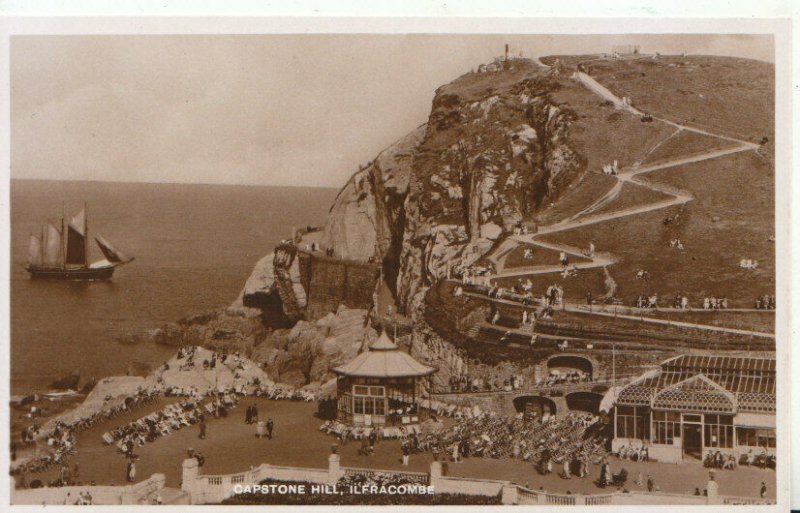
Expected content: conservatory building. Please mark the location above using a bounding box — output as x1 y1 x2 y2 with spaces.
612 354 775 463
332 332 437 427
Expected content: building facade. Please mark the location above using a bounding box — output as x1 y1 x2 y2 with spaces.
332 332 437 427
612 354 775 463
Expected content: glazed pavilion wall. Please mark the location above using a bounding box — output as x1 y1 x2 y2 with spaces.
336 375 426 427
612 406 776 463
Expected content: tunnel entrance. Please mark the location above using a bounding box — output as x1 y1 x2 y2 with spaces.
513 395 557 418
565 392 603 414
547 355 593 381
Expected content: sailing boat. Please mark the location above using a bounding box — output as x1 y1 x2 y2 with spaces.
26 204 134 280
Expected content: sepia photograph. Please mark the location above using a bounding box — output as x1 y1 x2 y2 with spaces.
1 15 790 509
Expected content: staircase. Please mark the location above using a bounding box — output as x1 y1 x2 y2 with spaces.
272 246 304 322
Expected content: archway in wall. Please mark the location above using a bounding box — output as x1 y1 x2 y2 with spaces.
513 395 557 417
547 355 593 380
565 392 604 414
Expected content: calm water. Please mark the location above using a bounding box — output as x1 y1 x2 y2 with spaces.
10 180 336 395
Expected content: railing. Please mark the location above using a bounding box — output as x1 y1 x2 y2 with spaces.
545 493 576 505
343 467 429 484
516 486 542 504
585 494 614 505
722 496 775 505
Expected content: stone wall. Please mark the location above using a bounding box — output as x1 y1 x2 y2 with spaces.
298 252 380 321
12 473 167 505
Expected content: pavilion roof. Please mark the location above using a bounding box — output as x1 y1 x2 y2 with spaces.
616 354 775 414
332 332 437 378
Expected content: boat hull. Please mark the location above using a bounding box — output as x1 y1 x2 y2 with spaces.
26 265 115 281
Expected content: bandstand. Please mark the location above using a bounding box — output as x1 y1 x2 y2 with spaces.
332 332 437 427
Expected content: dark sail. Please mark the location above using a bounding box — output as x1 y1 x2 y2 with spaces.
95 235 131 264
66 208 87 266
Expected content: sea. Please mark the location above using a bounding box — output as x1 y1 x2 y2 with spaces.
9 179 337 395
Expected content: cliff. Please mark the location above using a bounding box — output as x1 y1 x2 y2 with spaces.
316 58 584 313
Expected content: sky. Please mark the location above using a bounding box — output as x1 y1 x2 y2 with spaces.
11 34 773 188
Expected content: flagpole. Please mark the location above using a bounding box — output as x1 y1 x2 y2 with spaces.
612 342 616 390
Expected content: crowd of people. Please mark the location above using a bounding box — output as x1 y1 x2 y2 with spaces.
755 295 776 310
102 393 239 455
12 388 162 478
615 441 649 462
635 294 658 309
701 296 729 309
12 345 321 486
738 449 777 469
703 450 737 470
739 258 759 270
446 374 526 393
416 412 609 476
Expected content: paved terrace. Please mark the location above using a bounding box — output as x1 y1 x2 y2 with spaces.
19 398 775 500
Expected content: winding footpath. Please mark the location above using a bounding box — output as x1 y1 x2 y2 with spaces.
483 66 770 338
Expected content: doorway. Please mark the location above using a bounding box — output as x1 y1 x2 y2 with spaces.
683 423 703 459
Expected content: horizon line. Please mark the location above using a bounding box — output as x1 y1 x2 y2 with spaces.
9 177 340 189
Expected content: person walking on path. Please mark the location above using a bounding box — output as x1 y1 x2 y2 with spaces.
760 481 767 498
266 418 274 440
647 475 655 492
198 419 206 440
402 442 410 466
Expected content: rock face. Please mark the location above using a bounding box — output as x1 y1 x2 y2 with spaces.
251 305 377 387
238 245 308 326
320 125 426 297
309 59 585 313
396 62 584 312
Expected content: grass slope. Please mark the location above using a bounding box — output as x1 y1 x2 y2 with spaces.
583 55 774 143
541 151 773 308
643 129 738 165
591 181 672 216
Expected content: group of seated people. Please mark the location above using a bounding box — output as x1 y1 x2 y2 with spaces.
103 394 238 453
739 449 777 469
12 388 161 476
542 370 590 386
703 450 737 470
615 441 649 462
319 420 423 443
702 296 729 309
427 399 487 420
755 295 776 310
671 295 691 309
415 411 608 467
447 374 526 393
635 294 659 309
13 422 78 475
172 346 249 375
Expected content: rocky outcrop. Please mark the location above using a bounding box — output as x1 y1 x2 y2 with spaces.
237 245 308 324
320 125 426 298
149 310 268 356
251 305 377 387
396 63 584 312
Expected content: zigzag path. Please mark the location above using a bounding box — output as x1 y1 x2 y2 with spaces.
481 65 769 338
